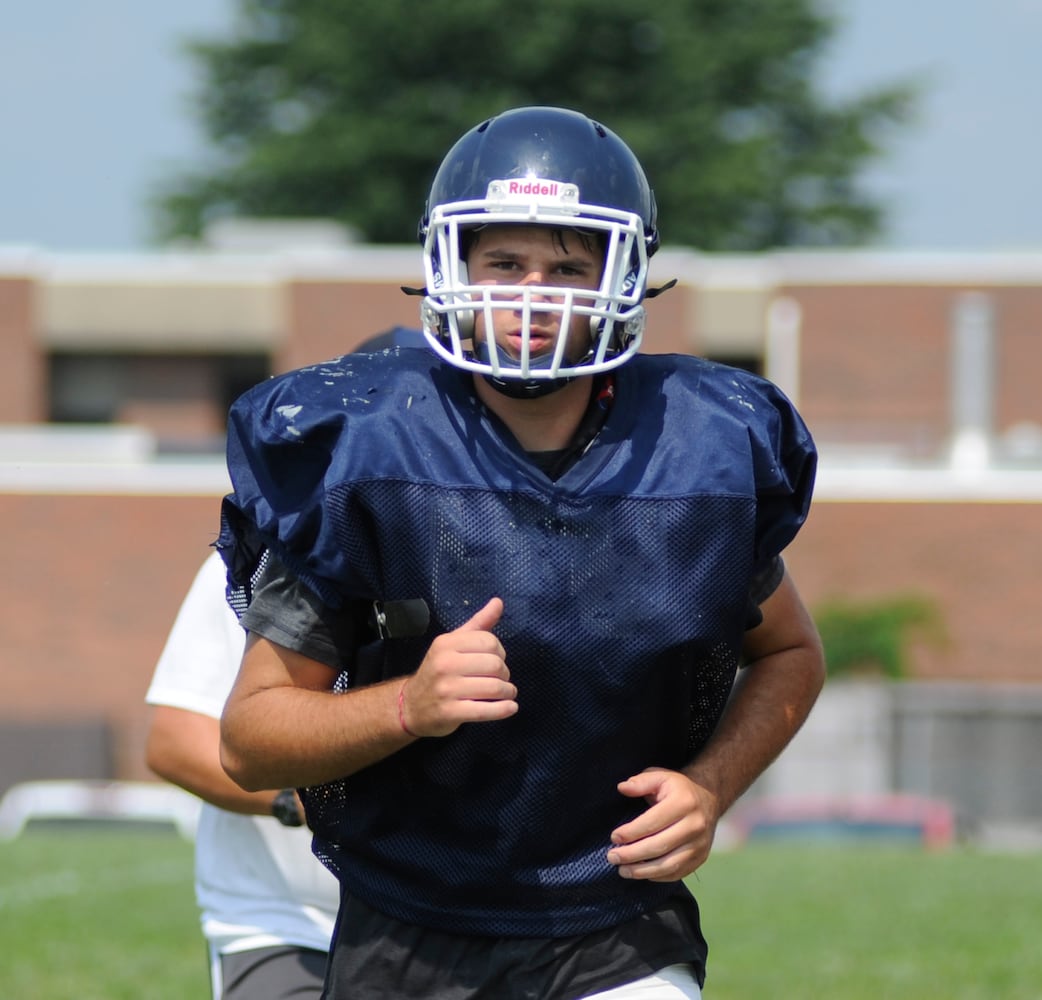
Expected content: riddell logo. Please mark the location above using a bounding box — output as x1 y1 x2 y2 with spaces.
507 180 559 197
485 178 579 210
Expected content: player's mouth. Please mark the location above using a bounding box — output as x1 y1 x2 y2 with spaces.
505 326 556 358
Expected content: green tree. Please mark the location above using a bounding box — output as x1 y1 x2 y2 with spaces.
153 0 916 248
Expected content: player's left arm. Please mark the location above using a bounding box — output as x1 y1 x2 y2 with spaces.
607 568 825 882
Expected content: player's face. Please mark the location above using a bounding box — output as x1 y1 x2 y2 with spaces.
465 225 605 366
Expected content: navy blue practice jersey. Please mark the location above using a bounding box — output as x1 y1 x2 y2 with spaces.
218 348 816 938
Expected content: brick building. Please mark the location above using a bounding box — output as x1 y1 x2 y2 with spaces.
1 239 1040 792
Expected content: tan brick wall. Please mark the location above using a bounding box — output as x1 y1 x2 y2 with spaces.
280 280 424 372
0 277 45 422
787 285 952 453
994 285 1042 428
642 281 697 356
785 500 1041 683
790 282 1042 453
0 492 223 781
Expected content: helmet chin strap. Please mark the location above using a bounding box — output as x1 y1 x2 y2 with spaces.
473 340 579 399
482 372 575 399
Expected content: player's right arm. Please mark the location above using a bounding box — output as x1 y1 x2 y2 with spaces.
220 597 517 791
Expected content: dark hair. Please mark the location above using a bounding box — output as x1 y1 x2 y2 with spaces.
461 224 605 263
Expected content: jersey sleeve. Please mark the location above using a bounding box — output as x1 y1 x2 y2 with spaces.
217 371 348 612
745 375 817 568
239 549 358 669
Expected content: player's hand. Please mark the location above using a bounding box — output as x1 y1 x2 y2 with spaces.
606 767 719 882
399 597 517 738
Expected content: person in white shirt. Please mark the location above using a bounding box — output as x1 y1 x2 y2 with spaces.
146 551 339 1000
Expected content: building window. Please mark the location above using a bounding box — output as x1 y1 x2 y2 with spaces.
48 352 269 451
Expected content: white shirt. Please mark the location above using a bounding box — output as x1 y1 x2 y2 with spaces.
145 552 339 955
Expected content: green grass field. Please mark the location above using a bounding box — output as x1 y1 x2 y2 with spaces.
1 827 207 999
694 843 1042 999
2 828 1040 998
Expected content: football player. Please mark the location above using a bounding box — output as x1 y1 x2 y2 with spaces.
218 106 825 999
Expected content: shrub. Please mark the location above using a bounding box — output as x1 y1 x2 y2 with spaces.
813 594 946 679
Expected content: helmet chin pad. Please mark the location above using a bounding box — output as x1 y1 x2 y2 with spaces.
474 339 563 372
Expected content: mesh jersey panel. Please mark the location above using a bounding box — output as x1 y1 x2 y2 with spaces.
225 546 269 619
218 349 817 939
303 478 754 937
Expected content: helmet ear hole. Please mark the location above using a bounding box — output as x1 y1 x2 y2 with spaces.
455 310 475 338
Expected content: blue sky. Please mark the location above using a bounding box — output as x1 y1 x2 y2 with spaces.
2 0 1040 252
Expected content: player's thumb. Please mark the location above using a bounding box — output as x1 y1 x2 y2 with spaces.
458 596 504 633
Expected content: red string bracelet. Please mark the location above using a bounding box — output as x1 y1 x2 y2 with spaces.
397 678 419 738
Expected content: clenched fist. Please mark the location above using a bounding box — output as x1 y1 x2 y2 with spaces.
398 598 518 738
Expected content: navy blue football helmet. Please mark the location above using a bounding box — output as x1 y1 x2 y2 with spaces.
418 107 659 385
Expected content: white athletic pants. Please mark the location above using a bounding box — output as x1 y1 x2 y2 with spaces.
584 963 702 999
